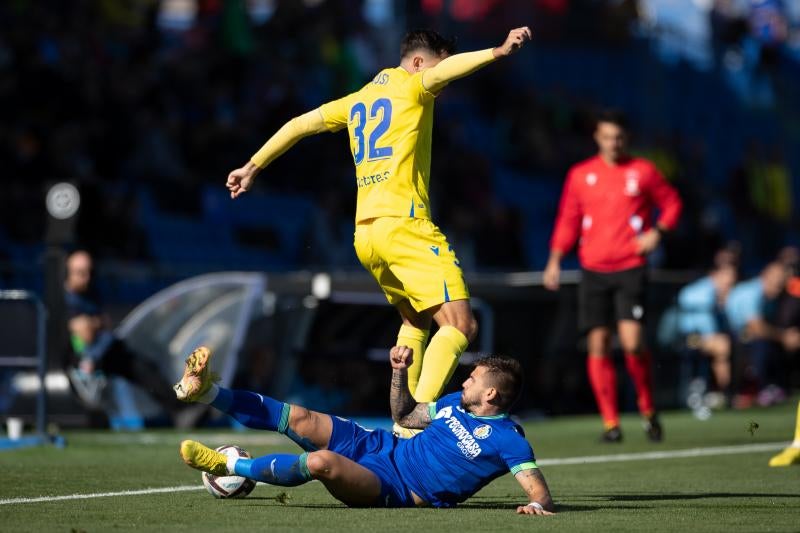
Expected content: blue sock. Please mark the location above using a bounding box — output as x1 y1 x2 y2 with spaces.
211 388 290 432
234 453 312 487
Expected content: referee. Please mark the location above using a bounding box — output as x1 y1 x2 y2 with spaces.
544 111 682 442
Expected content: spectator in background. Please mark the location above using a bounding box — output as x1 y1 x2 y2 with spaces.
725 261 800 407
710 0 749 67
749 0 789 69
775 246 800 334
769 248 800 467
544 110 683 443
65 250 192 428
677 259 738 406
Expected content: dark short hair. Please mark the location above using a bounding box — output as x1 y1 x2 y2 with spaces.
475 355 524 411
400 29 456 59
595 109 629 131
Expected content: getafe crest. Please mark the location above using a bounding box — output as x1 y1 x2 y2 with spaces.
473 424 492 440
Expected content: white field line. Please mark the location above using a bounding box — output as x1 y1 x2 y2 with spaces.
81 432 287 446
0 485 203 505
537 441 784 466
0 441 787 506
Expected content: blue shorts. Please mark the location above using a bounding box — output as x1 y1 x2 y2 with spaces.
327 416 416 508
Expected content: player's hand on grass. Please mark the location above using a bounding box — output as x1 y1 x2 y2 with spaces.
226 161 260 199
493 27 532 58
390 345 414 370
516 503 554 516
635 228 661 255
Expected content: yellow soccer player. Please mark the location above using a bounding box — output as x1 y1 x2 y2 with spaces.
225 27 532 434
769 401 800 466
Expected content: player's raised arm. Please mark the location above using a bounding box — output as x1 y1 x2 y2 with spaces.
389 346 433 429
226 108 330 199
422 26 532 94
514 468 555 516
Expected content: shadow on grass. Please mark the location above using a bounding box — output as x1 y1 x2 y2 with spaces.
242 499 645 513
458 498 647 513
237 496 345 509
604 492 799 502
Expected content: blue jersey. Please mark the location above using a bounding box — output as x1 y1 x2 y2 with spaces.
393 392 537 508
726 277 771 334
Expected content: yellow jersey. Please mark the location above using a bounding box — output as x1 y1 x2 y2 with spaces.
319 67 437 223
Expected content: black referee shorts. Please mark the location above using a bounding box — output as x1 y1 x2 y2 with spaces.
578 266 646 333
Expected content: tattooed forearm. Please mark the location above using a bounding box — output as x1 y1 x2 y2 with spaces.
397 404 432 429
515 468 554 511
389 369 417 422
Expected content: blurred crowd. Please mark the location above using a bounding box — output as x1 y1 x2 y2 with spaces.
1 0 799 420
0 0 797 286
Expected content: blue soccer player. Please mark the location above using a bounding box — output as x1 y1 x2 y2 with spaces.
175 347 554 514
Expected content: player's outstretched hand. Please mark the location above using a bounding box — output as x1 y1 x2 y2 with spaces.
226 161 260 199
390 345 414 370
493 26 532 58
516 504 554 516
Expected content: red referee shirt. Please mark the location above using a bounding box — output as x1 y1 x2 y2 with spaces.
550 155 682 273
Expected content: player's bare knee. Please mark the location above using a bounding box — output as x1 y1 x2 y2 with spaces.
288 405 314 431
305 450 337 479
462 316 478 342
588 328 611 355
620 337 644 354
447 306 477 341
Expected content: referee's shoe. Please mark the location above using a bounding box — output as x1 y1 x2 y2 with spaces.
643 415 663 442
601 425 622 443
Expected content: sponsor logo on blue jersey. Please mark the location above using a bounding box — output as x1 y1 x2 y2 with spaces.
435 406 483 459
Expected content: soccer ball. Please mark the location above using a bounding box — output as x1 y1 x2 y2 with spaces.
201 445 257 499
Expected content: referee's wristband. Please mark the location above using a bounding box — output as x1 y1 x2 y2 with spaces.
526 502 544 511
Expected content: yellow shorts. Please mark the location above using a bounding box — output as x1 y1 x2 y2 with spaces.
354 217 469 312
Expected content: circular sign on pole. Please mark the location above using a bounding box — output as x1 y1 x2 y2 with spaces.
45 182 80 220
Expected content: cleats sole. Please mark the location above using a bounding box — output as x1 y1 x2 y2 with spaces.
173 346 216 402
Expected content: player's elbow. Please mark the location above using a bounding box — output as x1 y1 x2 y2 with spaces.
393 413 427 430
390 407 407 425
391 412 409 425
465 317 478 343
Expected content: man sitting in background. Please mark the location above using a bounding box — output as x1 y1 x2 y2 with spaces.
725 261 800 408
65 250 188 427
677 261 737 407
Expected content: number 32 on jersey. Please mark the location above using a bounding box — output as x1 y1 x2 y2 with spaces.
350 98 393 165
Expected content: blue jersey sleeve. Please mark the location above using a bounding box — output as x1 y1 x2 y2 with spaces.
501 426 538 475
434 392 461 412
427 392 462 420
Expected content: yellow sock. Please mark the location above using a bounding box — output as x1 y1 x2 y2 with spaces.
396 325 430 396
793 401 800 445
414 326 469 402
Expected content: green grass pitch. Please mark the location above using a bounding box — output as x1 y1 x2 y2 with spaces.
2 399 798 532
